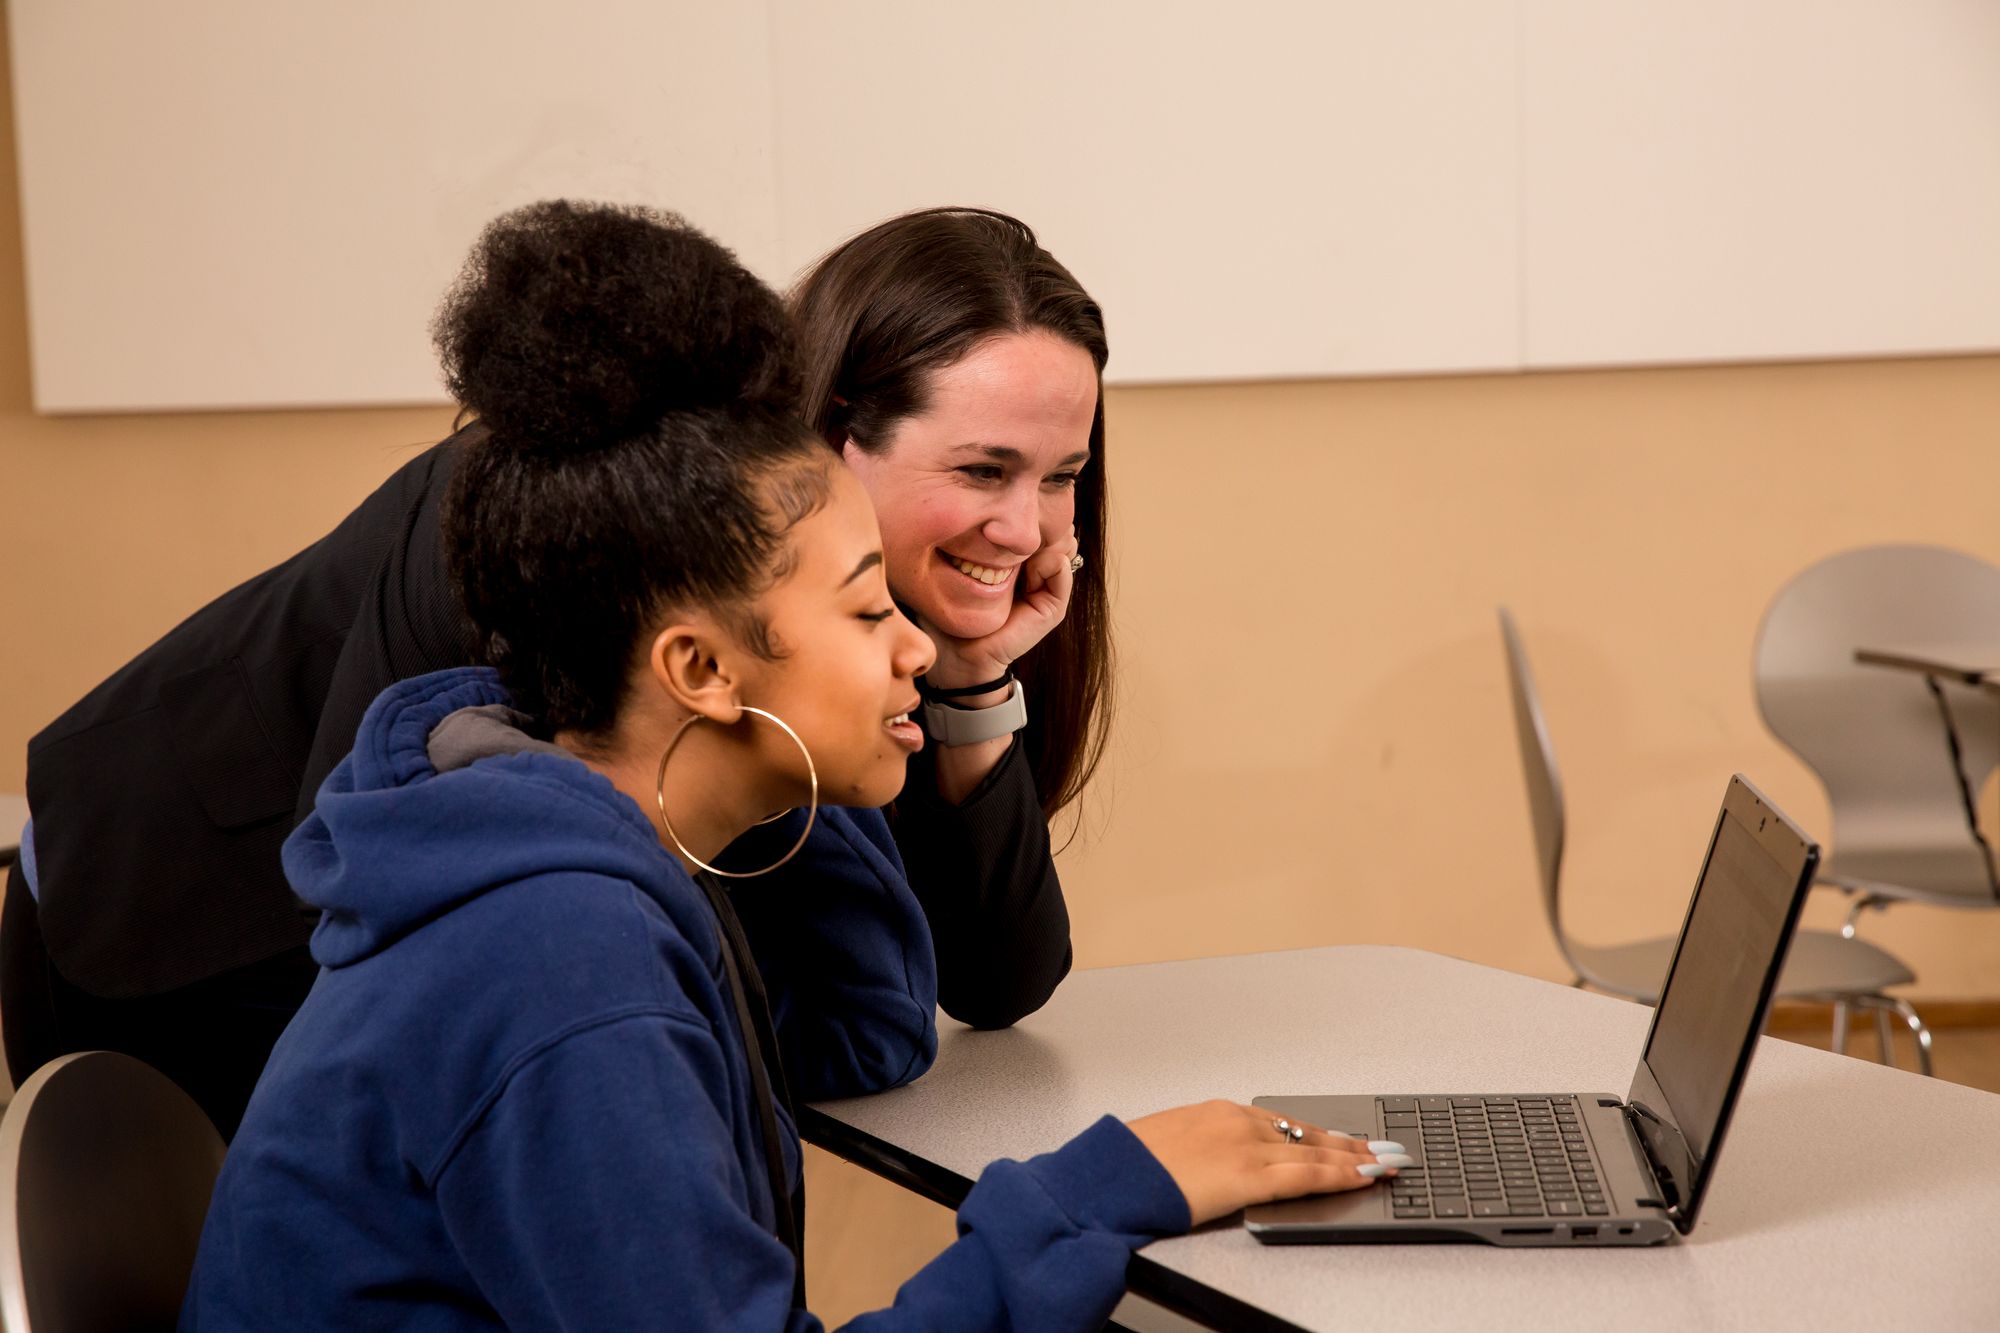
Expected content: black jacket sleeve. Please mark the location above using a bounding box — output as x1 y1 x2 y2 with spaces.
887 738 1072 1029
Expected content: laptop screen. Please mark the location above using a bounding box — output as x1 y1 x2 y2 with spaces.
1626 776 1817 1231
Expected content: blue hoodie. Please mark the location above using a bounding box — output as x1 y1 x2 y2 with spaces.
183 668 1189 1330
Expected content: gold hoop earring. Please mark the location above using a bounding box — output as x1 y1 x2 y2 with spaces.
655 706 818 879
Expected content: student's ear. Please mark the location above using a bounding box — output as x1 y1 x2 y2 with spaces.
647 623 742 724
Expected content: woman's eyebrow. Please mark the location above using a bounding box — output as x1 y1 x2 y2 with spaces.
953 443 1092 467
839 551 884 588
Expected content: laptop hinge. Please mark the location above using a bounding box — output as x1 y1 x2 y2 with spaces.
1614 1098 1685 1219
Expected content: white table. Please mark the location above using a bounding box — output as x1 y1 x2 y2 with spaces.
806 945 2000 1332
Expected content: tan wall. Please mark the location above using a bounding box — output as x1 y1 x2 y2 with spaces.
5 14 2000 1002
1060 357 2000 998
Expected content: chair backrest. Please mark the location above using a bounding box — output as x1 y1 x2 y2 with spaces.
1754 544 2000 905
1497 608 1585 979
0 1052 224 1333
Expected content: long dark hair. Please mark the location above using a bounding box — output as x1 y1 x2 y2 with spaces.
433 200 830 735
790 208 1111 818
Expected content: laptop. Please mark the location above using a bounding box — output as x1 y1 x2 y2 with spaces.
1247 774 1816 1247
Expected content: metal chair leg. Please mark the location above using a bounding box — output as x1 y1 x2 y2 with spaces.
1889 996 1935 1078
1842 994 1937 1077
1874 1008 1895 1064
1830 999 1850 1056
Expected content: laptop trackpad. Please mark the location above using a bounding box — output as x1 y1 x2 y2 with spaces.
1247 1094 1387 1224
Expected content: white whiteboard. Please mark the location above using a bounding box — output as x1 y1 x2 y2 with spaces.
765 2 1520 385
9 1 783 411
1521 0 2000 368
10 1 2000 412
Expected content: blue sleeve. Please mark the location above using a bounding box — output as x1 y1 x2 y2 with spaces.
725 808 939 1101
434 1014 1187 1333
843 1116 1192 1333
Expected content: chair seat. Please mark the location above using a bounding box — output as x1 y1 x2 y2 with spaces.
1774 929 1918 996
1571 928 1915 1005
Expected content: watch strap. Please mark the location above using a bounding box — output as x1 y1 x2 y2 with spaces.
920 679 1027 747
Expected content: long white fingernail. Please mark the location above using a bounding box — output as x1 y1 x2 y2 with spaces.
1368 1140 1405 1155
1357 1163 1396 1178
1374 1153 1416 1168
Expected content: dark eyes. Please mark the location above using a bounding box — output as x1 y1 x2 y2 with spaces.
858 608 896 624
955 465 1083 488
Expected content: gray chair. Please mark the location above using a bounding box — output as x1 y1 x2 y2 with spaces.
1755 545 2000 909
1500 607 1931 1073
1754 545 2000 1057
0 1052 224 1333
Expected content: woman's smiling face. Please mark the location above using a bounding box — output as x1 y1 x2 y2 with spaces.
840 330 1098 641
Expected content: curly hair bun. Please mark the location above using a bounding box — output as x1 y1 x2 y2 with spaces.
433 201 797 454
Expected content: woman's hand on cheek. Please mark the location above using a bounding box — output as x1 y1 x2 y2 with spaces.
922 527 1079 687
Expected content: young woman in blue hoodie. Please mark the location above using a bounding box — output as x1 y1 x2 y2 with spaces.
182 202 1400 1331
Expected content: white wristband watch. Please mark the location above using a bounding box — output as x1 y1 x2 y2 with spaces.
920 679 1028 747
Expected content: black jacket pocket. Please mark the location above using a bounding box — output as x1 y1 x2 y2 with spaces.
159 659 300 829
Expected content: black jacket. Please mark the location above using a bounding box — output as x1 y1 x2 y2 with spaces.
26 429 1070 1020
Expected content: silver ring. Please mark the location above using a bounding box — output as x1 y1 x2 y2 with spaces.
1271 1118 1305 1144
1066 552 1085 574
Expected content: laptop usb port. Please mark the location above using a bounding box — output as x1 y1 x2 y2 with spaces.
1571 1225 1599 1239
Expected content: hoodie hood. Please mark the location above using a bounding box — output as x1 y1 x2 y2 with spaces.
286 667 680 968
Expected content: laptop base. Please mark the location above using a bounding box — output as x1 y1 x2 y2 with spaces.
1245 1093 1677 1247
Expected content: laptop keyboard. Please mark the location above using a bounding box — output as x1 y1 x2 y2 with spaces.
1378 1095 1611 1220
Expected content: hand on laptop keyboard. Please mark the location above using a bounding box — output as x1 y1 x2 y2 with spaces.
1126 1100 1412 1225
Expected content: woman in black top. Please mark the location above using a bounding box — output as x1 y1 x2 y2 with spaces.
789 207 1112 1026
3 207 1111 1136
